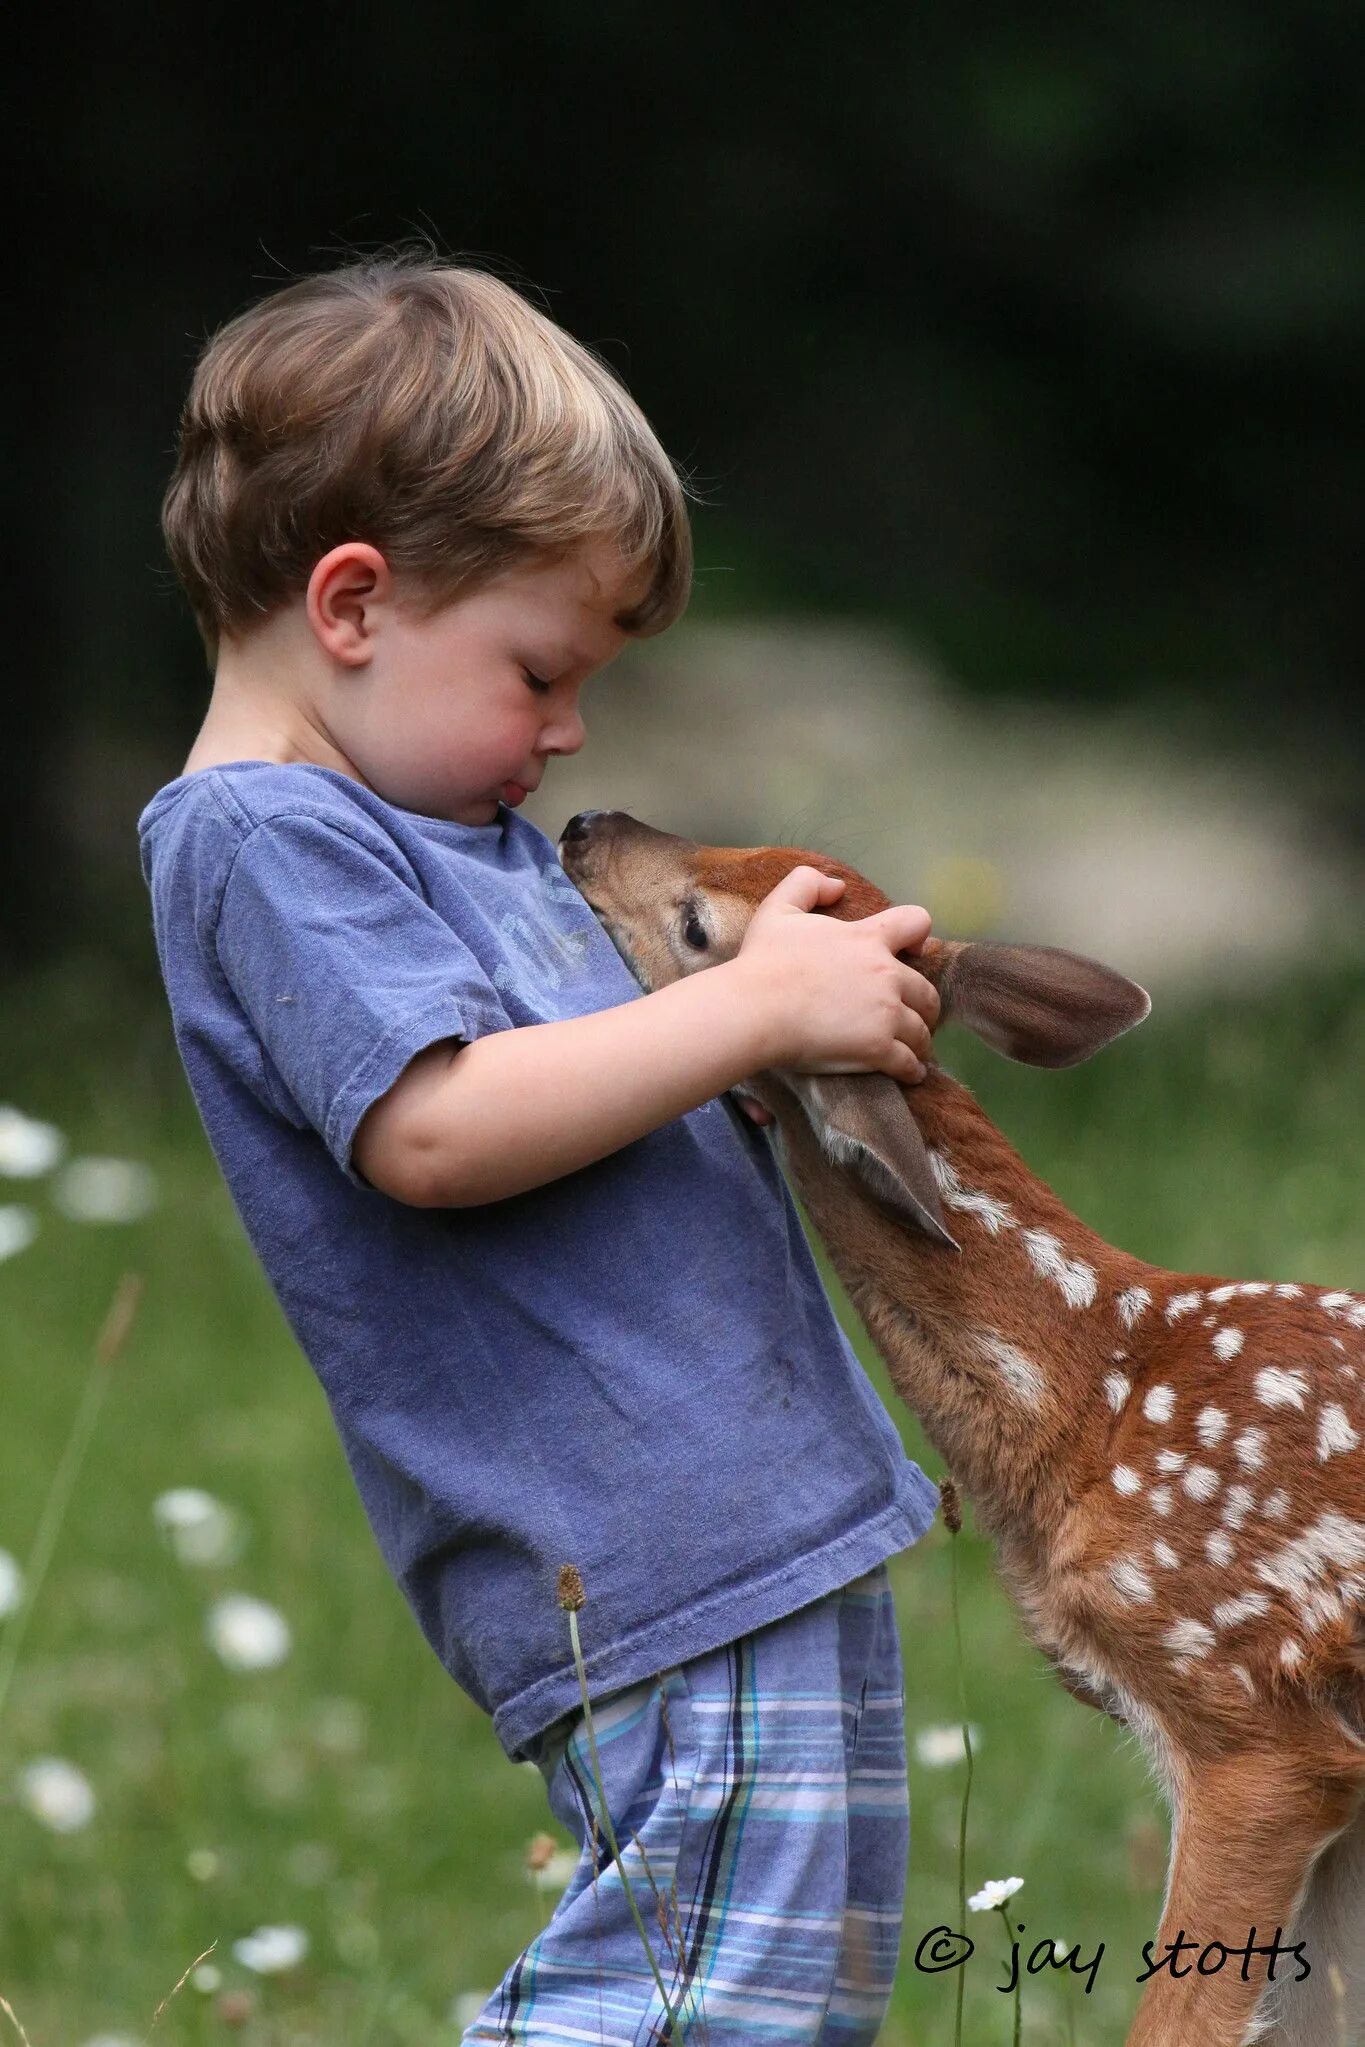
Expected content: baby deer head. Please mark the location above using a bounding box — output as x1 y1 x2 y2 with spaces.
558 809 1151 1245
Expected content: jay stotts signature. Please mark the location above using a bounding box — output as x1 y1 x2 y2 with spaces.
913 1923 1312 1996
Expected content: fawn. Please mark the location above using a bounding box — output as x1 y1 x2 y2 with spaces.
559 808 1365 2047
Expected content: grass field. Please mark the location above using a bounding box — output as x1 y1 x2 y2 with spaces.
2 952 1363 2046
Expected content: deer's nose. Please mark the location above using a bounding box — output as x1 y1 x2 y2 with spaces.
559 810 604 845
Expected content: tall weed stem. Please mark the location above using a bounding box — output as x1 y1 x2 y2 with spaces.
559 1567 687 2039
0 1274 142 1741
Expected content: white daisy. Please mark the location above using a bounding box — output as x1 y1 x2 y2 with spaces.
308 1696 366 1756
450 1992 493 2028
914 1724 981 1768
530 1848 579 1892
52 1157 158 1224
0 1549 24 1619
152 1488 244 1567
0 1206 39 1261
0 1106 65 1176
17 1757 96 1832
968 1876 1025 1912
232 1924 309 1974
205 1594 291 1671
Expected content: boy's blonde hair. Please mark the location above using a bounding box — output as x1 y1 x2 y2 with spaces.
162 252 694 661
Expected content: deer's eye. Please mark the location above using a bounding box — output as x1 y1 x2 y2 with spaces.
682 906 709 951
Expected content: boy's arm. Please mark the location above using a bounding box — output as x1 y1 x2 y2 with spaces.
355 867 938 1208
357 960 778 1205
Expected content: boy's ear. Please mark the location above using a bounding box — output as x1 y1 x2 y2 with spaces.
780 1071 959 1250
921 938 1150 1068
307 542 393 665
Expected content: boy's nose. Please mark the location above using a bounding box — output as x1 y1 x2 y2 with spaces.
544 703 587 756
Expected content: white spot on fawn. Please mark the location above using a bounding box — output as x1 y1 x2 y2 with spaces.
1143 1384 1176 1424
1155 1449 1187 1474
1165 1291 1201 1322
1196 1407 1229 1449
1149 1485 1174 1517
1021 1230 1098 1310
1320 1292 1353 1313
1262 1490 1291 1521
1182 1465 1221 1502
1233 1428 1267 1471
1255 1513 1365 1610
1317 1404 1360 1461
1275 1284 1304 1299
1103 1372 1131 1414
1222 1485 1256 1530
1279 1639 1303 1669
1230 1663 1257 1697
972 1331 1047 1412
1212 1327 1245 1362
1213 1589 1271 1630
1153 1539 1181 1569
1110 1557 1154 1603
1256 1368 1309 1411
1206 1531 1235 1567
1208 1284 1241 1304
1164 1619 1215 1658
1116 1285 1152 1330
927 1152 1016 1236
1112 1466 1143 1496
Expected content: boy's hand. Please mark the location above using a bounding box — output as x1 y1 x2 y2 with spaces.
734 866 939 1088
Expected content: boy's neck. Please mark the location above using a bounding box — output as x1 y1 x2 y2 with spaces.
180 611 368 789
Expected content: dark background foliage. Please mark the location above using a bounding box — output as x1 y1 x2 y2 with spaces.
9 2 1362 967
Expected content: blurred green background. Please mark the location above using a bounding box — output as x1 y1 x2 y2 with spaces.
4 5 1364 2042
5 965 1364 2044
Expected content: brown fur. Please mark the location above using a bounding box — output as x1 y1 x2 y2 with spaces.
564 816 1365 2047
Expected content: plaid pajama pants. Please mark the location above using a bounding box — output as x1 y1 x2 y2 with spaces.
464 1563 910 2044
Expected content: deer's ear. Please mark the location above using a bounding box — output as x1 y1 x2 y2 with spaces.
782 1072 959 1249
928 939 1150 1069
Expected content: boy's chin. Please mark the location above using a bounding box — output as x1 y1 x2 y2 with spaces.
449 795 504 826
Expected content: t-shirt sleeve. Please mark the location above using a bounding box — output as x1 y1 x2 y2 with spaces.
213 809 509 1190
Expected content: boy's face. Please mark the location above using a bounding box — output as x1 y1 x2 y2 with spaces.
329 538 650 827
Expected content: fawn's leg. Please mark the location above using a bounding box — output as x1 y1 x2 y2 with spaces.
1250 1791 1365 2046
1125 1754 1356 2047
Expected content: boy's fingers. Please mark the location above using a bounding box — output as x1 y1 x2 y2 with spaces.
898 964 942 1029
760 865 846 913
899 1012 934 1062
883 1041 925 1083
870 903 933 953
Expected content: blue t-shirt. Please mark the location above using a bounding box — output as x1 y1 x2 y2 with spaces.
137 761 938 1759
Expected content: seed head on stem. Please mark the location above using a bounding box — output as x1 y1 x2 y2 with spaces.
557 1563 586 1612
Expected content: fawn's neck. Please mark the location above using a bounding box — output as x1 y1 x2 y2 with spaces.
778 1065 1167 1535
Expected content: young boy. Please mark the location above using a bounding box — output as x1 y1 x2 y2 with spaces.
139 254 944 2043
